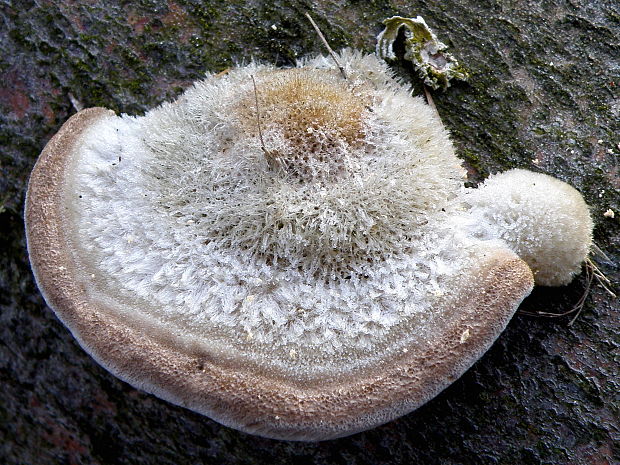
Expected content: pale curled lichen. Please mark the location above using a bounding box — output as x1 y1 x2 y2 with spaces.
376 15 469 90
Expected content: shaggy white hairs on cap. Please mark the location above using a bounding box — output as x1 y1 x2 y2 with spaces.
67 50 493 373
464 169 593 286
141 51 465 277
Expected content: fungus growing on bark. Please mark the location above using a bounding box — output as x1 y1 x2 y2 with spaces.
25 51 591 440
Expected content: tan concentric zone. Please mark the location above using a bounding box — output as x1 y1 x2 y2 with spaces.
237 69 369 147
25 107 535 441
236 69 371 179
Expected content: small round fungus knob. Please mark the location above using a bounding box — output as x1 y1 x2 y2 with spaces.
466 169 593 286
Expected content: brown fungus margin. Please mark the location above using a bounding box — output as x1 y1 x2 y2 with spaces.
25 107 534 441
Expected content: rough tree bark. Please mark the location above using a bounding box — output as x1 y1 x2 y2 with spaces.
0 1 618 464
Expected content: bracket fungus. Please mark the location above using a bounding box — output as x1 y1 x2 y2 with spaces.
26 51 593 441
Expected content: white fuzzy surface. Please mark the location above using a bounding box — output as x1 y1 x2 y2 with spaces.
464 169 593 286
66 52 496 370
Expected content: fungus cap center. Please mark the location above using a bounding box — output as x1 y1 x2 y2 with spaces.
239 69 370 181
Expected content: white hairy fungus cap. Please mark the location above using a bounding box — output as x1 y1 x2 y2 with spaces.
465 169 593 286
26 51 535 440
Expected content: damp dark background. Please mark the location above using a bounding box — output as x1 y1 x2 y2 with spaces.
1 1 618 464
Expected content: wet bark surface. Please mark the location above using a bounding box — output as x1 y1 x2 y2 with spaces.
1 1 618 464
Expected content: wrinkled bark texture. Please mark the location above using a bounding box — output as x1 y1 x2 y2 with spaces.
1 1 618 464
